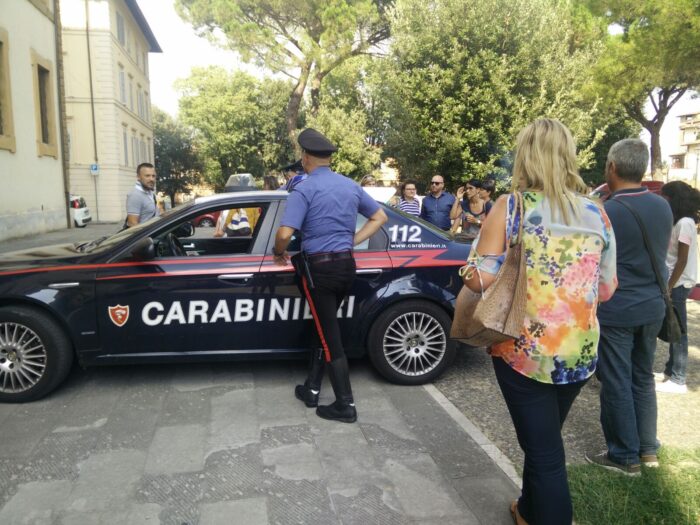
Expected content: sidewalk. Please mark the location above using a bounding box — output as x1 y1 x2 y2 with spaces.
0 362 518 525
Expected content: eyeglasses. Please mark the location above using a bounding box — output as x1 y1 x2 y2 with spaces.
430 181 443 185
405 187 416 191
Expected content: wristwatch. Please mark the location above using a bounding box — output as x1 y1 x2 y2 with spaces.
273 249 285 257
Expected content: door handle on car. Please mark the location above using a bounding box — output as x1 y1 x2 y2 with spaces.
183 243 195 248
356 269 382 275
218 273 254 281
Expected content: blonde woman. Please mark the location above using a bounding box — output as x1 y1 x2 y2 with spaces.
462 119 617 525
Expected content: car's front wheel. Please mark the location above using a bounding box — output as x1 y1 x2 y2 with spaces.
367 300 456 385
198 218 215 228
0 306 73 403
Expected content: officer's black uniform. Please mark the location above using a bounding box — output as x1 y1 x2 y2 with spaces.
275 129 381 423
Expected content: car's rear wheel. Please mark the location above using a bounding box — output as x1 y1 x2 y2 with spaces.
0 306 73 403
199 218 215 228
367 300 456 385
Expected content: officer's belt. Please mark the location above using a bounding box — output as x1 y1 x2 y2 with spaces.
307 251 353 264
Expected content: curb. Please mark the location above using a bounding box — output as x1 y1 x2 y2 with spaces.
423 383 522 488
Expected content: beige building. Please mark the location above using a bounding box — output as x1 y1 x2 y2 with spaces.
0 0 69 242
669 112 700 187
61 0 160 222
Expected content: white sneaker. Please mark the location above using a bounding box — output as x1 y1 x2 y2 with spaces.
655 381 688 394
654 372 670 382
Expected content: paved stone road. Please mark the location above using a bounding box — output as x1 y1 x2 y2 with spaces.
0 362 517 525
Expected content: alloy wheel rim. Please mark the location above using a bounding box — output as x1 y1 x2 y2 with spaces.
383 312 446 376
0 322 47 393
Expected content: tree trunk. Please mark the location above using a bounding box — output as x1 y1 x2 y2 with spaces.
286 63 312 149
648 123 663 180
310 71 324 116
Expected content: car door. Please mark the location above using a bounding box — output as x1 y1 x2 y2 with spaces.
94 200 280 358
256 200 392 352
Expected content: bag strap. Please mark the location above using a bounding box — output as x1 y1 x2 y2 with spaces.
612 197 670 299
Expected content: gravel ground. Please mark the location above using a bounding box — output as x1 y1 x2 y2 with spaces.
435 301 700 470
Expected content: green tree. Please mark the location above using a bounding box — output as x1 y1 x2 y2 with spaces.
152 107 203 203
176 67 292 190
382 0 610 189
306 104 381 179
582 0 700 176
175 0 392 140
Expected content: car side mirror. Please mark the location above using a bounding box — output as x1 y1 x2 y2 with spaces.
174 221 195 238
131 237 155 261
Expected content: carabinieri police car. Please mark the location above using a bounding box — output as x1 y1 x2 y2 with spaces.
0 191 469 402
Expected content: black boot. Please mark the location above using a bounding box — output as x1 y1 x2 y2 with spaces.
295 348 325 407
316 356 357 423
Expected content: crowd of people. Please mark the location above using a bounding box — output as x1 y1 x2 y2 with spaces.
122 123 697 525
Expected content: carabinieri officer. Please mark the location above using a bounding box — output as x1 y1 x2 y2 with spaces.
273 128 387 423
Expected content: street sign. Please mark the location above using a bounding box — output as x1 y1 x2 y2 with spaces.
90 163 99 176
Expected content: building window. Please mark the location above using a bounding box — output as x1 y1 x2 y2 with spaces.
116 12 126 47
144 92 150 122
140 135 146 163
147 137 151 162
137 85 143 118
31 49 57 158
0 28 16 152
122 125 128 166
128 75 134 111
131 132 137 166
118 64 126 103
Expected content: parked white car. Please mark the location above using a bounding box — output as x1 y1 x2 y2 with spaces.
69 194 92 228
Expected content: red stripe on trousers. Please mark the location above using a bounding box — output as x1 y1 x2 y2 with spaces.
301 275 332 362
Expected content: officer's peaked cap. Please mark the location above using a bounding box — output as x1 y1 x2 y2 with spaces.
278 159 303 173
298 128 337 157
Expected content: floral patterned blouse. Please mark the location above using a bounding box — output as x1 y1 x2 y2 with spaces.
485 192 618 384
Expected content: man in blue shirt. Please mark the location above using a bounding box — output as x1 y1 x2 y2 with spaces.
586 139 673 475
281 160 307 191
273 128 387 423
419 174 455 230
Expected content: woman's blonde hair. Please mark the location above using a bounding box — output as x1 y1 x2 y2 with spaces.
511 119 586 224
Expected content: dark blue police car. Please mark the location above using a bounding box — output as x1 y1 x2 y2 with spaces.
0 191 469 402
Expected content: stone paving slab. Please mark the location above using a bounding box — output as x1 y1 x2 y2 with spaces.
0 361 518 524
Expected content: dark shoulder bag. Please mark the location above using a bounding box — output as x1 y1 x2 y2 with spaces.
613 198 682 343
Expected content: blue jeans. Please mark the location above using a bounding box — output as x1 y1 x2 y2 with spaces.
493 357 586 525
664 286 690 385
597 321 663 464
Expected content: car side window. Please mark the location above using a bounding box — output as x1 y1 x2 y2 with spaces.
154 203 269 258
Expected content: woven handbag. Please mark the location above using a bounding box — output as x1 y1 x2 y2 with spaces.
450 192 528 347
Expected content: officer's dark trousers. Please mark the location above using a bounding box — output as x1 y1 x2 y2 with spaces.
301 257 356 363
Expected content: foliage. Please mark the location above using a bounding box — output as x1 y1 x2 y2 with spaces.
581 0 700 174
569 447 700 524
381 0 609 190
152 107 203 201
175 0 393 138
175 67 292 191
580 111 641 187
305 104 381 180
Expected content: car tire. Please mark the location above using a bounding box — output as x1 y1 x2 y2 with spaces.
0 306 74 403
367 300 456 385
199 218 215 228
74 219 86 228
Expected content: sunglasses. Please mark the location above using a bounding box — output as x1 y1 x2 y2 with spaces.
430 181 443 185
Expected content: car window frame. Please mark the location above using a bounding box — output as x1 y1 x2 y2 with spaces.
108 199 280 262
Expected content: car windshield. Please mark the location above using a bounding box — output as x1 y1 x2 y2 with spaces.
77 203 193 253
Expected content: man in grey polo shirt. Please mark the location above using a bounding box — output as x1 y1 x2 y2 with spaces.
126 163 159 227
